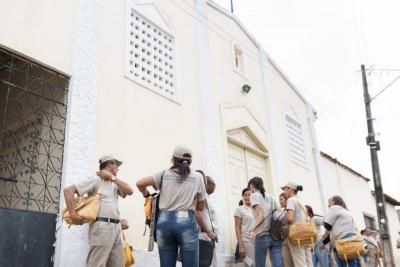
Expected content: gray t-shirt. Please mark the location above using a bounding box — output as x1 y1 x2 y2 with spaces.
286 197 307 224
250 192 279 236
153 169 206 211
74 175 125 219
234 205 255 242
324 205 356 240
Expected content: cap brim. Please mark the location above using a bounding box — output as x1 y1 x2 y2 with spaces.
116 160 123 166
280 186 286 191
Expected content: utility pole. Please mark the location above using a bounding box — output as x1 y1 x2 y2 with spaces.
361 64 395 266
230 0 234 13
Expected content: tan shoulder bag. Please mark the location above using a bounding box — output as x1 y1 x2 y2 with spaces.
62 180 103 225
288 201 318 247
123 231 134 267
334 219 366 261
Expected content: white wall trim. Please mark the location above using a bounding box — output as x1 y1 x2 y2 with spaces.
195 0 227 256
258 48 282 196
306 104 328 214
54 0 101 266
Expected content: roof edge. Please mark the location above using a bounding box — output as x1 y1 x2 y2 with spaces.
371 191 400 206
207 1 312 107
320 151 370 182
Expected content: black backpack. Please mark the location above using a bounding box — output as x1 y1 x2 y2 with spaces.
270 208 288 241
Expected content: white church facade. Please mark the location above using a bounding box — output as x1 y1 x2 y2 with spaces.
0 1 398 266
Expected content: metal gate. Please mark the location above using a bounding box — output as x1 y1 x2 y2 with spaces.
0 48 69 267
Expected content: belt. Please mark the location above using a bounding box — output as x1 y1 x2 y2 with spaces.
95 217 120 224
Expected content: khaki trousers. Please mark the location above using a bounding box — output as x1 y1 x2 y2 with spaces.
237 241 255 267
282 239 294 267
86 221 124 267
283 239 312 267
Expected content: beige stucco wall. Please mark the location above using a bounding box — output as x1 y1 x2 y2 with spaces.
94 0 323 257
0 0 76 74
265 62 323 214
94 0 205 251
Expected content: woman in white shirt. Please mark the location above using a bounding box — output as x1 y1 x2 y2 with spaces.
234 188 256 265
320 195 361 267
281 182 312 267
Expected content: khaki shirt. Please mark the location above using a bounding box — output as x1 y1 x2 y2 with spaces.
324 205 355 240
74 175 125 219
286 196 307 224
234 205 255 242
153 169 206 211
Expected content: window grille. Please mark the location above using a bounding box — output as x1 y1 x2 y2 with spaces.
125 8 177 100
285 115 307 166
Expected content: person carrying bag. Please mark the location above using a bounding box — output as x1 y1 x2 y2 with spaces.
288 203 318 247
320 195 363 267
198 199 216 267
281 181 313 267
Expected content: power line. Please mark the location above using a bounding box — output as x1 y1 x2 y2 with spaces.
371 73 400 100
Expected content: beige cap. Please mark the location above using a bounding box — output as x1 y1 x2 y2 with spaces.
281 181 298 191
99 155 123 166
172 145 192 160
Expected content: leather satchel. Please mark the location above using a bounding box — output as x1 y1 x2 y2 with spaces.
288 202 318 247
199 199 216 267
199 239 215 267
62 181 103 225
335 235 366 261
123 232 134 267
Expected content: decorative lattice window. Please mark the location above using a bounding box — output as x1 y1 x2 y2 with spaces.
125 8 177 100
285 115 307 166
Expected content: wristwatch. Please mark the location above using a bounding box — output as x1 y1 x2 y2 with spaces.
111 175 117 182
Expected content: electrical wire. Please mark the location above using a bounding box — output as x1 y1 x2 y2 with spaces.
371 73 400 100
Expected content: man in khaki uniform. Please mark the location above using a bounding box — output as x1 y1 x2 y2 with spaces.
64 155 133 267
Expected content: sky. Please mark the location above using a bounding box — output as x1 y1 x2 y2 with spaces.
214 0 400 201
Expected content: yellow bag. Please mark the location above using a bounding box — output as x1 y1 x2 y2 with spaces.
123 232 134 267
288 221 318 246
288 203 318 247
62 182 102 225
335 235 366 261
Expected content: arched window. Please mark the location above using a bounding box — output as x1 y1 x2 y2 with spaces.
232 43 245 75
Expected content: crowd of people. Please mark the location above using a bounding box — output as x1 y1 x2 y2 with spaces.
233 180 385 267
62 145 392 267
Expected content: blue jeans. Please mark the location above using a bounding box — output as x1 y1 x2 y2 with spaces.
333 233 361 267
255 234 282 267
156 211 199 267
312 240 330 267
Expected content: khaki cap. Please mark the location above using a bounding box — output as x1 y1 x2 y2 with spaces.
281 181 298 191
172 145 192 160
99 155 123 166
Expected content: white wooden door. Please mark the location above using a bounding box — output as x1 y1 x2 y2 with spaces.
226 142 268 251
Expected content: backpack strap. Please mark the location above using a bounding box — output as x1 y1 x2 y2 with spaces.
205 199 215 235
297 201 309 222
159 170 165 191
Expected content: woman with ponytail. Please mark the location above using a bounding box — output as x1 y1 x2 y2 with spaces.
281 182 312 267
248 177 282 267
136 145 206 267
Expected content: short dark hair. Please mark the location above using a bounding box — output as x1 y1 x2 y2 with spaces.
242 188 251 196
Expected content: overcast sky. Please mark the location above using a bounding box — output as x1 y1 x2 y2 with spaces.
214 0 400 201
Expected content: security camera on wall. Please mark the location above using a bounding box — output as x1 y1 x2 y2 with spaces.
242 84 251 94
